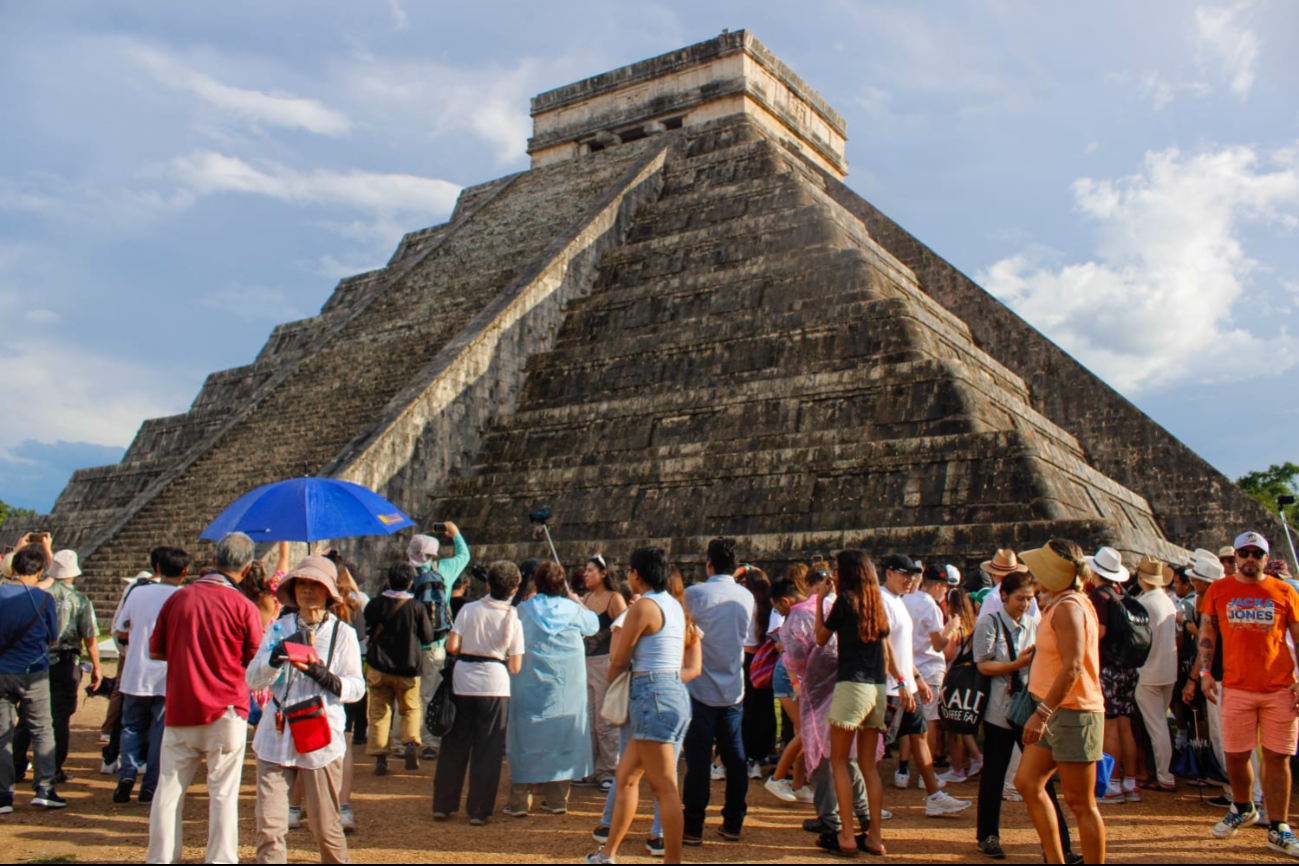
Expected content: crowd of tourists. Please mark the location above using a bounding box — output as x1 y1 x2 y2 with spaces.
1 524 1298 864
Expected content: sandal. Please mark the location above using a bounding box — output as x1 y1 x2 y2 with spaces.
1139 780 1177 792
854 834 887 856
816 834 861 858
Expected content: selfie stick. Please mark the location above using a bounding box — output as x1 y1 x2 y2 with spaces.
541 523 562 568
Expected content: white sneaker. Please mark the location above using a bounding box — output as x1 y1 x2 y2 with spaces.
1213 804 1261 839
287 805 303 830
793 785 815 804
893 770 910 789
925 790 972 817
763 776 796 803
340 805 355 834
936 768 968 785
1002 786 1023 803
99 759 119 775
1268 824 1299 858
1099 781 1126 804
747 761 764 780
967 756 984 777
1122 779 1141 803
710 764 726 781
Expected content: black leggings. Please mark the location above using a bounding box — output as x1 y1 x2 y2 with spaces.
977 721 1074 853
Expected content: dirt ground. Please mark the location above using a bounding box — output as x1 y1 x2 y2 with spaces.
1 666 1294 863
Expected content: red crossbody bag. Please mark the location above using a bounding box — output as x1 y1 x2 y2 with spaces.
274 620 341 755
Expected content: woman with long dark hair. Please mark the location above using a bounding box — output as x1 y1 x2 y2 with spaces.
581 554 628 789
816 550 900 856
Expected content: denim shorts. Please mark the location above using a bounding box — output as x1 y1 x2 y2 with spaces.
772 658 795 699
630 671 691 745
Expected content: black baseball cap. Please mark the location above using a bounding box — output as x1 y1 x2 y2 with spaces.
881 554 922 574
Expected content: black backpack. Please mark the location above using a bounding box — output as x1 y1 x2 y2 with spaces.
1105 589 1153 670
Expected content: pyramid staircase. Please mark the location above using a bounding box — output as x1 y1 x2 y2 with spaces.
432 122 1183 575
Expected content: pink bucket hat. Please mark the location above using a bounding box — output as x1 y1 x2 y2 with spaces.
275 555 343 608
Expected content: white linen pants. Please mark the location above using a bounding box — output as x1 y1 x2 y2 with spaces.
146 708 247 864
1136 682 1175 787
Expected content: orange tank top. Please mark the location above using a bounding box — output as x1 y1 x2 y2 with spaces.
1029 592 1104 713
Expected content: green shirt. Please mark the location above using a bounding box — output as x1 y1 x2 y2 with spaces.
49 581 97 661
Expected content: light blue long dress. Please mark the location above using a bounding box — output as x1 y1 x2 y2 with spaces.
508 595 600 784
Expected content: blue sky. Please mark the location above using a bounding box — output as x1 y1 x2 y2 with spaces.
2 0 1296 512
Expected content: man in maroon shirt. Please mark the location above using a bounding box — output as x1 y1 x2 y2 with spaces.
145 533 263 864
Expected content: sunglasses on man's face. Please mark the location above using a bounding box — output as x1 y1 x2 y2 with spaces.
1237 549 1267 560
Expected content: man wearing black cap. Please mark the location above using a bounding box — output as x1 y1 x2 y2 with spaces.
879 554 971 817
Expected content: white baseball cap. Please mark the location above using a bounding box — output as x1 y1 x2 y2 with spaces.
1085 546 1130 583
944 565 962 586
1235 531 1270 555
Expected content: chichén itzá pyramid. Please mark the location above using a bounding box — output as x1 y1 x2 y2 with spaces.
12 31 1290 613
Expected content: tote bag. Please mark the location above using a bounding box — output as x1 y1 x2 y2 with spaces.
601 669 632 726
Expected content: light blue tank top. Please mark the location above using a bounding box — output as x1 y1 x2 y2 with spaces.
632 591 686 673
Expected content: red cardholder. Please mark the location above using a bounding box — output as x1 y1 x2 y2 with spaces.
283 641 320 666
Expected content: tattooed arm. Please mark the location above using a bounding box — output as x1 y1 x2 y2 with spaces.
1198 613 1220 705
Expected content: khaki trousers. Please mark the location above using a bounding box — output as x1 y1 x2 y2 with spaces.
507 780 572 813
585 655 619 781
365 669 421 755
256 757 348 864
146 708 246 864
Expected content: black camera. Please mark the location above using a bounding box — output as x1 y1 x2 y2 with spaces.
529 507 553 526
470 564 489 583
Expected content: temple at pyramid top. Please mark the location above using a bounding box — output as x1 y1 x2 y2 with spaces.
528 30 849 179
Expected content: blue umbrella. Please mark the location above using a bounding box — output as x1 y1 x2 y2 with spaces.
200 477 415 543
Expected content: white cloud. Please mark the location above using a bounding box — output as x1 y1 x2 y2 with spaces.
24 310 59 325
387 0 409 30
980 142 1299 393
342 58 543 165
125 43 352 136
169 150 461 216
0 338 189 451
1195 2 1260 99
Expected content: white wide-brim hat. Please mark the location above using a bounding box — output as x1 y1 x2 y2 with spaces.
1085 546 1129 583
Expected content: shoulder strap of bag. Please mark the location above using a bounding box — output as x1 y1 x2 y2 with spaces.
368 597 410 645
0 590 50 659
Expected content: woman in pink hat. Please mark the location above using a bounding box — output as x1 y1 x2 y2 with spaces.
246 556 364 863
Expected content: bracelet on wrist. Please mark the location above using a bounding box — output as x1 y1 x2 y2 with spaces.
1035 704 1055 720
1199 670 1212 678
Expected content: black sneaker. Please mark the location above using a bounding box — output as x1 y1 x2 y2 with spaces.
979 835 1006 859
139 790 154 805
645 836 665 856
1207 795 1231 808
404 742 420 771
374 755 388 777
0 796 13 815
682 833 703 847
31 789 66 809
421 745 439 761
1065 854 1085 865
804 818 836 835
719 825 742 842
592 824 610 844
54 771 73 784
113 778 135 804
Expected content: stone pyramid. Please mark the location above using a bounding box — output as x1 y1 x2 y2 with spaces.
16 31 1284 611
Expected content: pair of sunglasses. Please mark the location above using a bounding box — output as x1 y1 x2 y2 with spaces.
1237 548 1267 560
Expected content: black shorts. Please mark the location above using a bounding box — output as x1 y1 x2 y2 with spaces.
886 696 928 741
